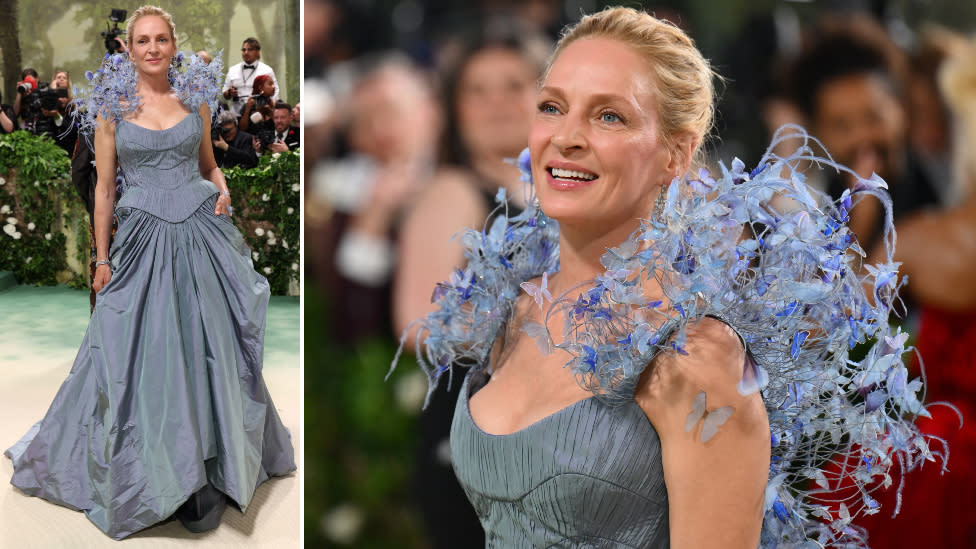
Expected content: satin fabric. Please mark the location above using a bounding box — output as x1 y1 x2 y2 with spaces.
452 370 670 548
5 112 295 539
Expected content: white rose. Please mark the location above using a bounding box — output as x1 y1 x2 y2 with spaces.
2 224 15 237
0 177 5 185
252 252 259 261
45 233 52 240
6 217 16 225
267 237 277 246
262 193 270 202
272 152 281 161
320 503 365 546
267 230 275 239
0 205 9 214
33 181 39 187
263 266 272 274
287 207 294 215
254 227 265 236
394 369 428 413
12 231 21 239
27 222 35 231
291 262 298 271
25 256 32 263
283 240 289 250
291 184 299 192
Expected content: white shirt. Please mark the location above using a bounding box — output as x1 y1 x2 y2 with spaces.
222 60 279 118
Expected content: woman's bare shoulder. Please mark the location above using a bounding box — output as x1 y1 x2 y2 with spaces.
635 317 769 547
635 317 760 436
403 167 485 230
427 167 482 204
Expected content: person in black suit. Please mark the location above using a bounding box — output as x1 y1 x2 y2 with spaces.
266 101 300 153
212 111 259 169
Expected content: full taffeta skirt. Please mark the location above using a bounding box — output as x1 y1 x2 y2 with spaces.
5 196 296 539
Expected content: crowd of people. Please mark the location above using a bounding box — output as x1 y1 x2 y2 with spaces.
306 2 976 547
1 32 301 308
0 35 300 170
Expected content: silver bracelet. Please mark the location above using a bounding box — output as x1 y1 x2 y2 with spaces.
219 191 231 198
94 259 110 268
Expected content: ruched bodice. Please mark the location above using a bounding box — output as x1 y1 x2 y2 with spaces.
115 112 218 222
451 370 670 548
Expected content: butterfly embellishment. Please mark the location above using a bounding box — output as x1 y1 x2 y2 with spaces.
520 271 552 311
684 391 734 443
520 319 554 356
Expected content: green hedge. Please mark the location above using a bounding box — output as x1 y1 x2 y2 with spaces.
0 131 74 286
224 149 301 295
0 130 300 295
303 286 428 548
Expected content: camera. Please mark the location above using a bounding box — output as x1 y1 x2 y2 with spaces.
212 122 231 142
101 9 128 54
17 75 38 95
253 94 271 111
40 88 68 111
20 82 57 136
256 128 276 151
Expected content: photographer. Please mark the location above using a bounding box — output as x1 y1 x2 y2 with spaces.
239 75 277 154
0 91 15 134
267 101 300 153
13 68 39 118
16 69 71 144
212 111 258 170
222 37 279 119
45 70 78 154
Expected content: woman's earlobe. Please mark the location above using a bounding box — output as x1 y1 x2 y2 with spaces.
671 134 699 176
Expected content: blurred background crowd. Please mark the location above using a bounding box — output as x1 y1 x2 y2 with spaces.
303 1 976 547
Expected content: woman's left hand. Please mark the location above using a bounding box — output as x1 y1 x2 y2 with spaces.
215 192 232 216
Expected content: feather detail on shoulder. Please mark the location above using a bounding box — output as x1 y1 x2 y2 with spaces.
390 124 950 547
73 50 224 138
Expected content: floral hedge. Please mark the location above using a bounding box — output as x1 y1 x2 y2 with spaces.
0 131 74 286
0 131 300 295
224 150 301 295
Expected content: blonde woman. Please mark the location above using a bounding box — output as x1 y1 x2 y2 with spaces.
399 7 939 547
5 5 295 539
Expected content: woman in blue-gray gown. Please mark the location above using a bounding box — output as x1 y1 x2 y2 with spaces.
5 5 295 540
398 7 943 548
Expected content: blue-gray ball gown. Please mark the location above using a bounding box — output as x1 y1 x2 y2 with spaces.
4 111 296 540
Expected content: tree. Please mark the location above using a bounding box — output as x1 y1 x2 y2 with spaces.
0 0 22 104
284 0 298 105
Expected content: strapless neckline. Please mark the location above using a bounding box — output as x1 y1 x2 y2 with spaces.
120 112 194 132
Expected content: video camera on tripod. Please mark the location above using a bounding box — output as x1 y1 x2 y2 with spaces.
101 9 128 54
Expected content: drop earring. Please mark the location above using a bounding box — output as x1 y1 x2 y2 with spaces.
653 184 669 219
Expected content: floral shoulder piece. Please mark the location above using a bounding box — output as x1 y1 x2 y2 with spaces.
391 125 949 547
73 50 224 137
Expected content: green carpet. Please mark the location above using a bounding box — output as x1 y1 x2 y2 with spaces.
0 284 301 547
0 284 299 369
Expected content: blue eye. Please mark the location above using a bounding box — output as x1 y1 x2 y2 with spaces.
539 103 559 114
601 112 620 123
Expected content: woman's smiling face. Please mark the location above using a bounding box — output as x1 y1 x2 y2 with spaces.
529 37 677 233
128 15 175 76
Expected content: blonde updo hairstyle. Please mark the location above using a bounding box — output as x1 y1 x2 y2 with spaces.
546 7 716 170
125 5 178 52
